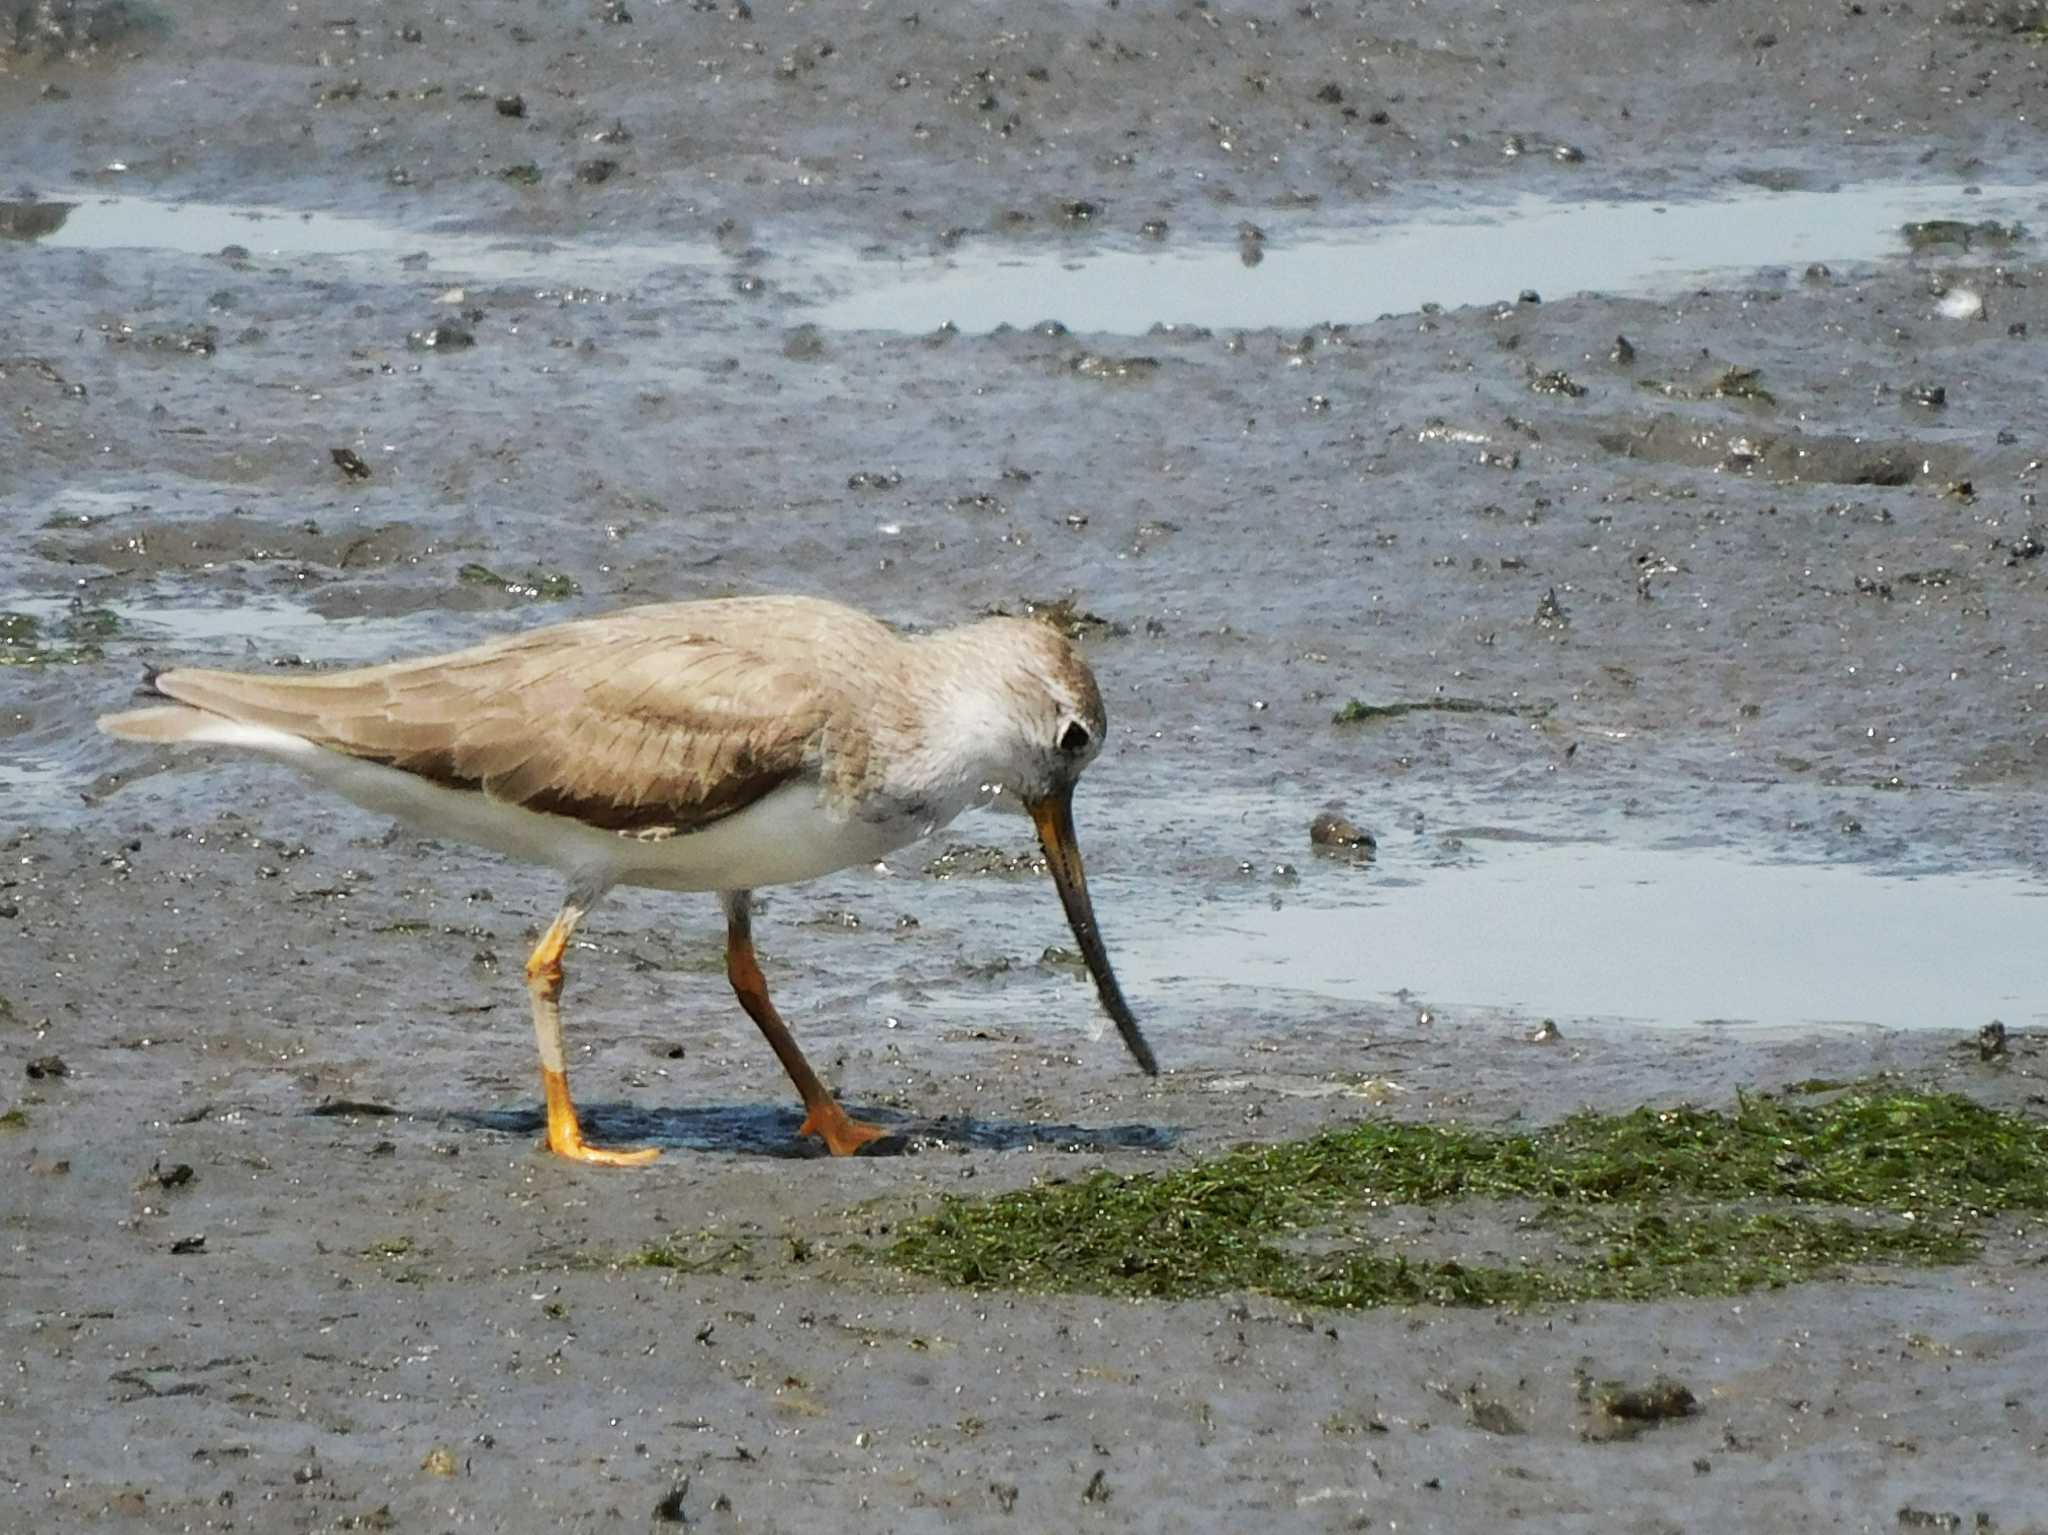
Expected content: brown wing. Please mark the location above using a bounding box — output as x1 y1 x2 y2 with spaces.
151 612 840 834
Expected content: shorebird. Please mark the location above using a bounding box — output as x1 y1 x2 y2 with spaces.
99 595 1157 1165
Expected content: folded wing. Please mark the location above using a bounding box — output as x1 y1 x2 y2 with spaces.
143 615 835 835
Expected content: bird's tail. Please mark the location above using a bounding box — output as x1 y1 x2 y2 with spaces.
97 704 211 743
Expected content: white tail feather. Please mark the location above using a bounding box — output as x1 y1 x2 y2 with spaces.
98 705 206 743
98 706 320 759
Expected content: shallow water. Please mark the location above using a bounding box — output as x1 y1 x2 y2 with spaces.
1130 839 2047 1031
16 177 2039 333
18 191 725 286
817 179 2041 332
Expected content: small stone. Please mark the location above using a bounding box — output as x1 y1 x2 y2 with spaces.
1936 287 1984 320
1896 1509 1963 1532
1309 812 1375 852
1528 1018 1562 1044
330 446 371 480
406 323 474 352
421 1445 459 1476
25 1054 67 1079
494 93 526 117
1082 1468 1110 1504
575 158 618 184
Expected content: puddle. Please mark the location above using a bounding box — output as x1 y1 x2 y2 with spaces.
1129 841 2046 1031
8 192 724 286
5 177 2037 330
814 180 2041 333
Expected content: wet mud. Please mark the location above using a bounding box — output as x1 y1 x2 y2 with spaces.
5 0 2048 1529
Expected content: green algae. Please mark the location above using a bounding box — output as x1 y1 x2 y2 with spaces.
456 564 580 600
620 1236 755 1274
1899 218 2027 251
0 607 118 666
887 1084 2044 1308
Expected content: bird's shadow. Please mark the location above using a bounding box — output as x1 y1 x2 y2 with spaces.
438 1101 1176 1158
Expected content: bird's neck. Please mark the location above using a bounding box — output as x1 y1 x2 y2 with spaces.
879 625 1030 818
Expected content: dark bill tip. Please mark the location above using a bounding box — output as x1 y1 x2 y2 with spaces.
1028 789 1159 1077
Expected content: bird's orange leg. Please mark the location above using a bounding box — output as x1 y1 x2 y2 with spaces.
525 902 659 1167
722 893 888 1156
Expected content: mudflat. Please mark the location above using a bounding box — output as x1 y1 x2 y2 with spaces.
3 2 2046 1529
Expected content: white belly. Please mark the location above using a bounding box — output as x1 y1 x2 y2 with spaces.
207 720 939 892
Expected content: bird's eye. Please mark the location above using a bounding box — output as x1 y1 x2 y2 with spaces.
1058 721 1092 755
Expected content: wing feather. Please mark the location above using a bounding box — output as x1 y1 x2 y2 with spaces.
151 613 843 834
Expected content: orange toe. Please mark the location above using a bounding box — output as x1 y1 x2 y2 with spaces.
550 1139 661 1167
541 1066 660 1167
797 1103 890 1157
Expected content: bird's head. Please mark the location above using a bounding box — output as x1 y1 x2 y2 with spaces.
952 617 1156 1077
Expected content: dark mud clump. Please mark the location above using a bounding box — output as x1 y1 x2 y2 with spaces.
1332 696 1526 724
0 199 74 239
329 446 371 481
1637 362 1776 405
1583 1376 1699 1440
3 0 166 59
